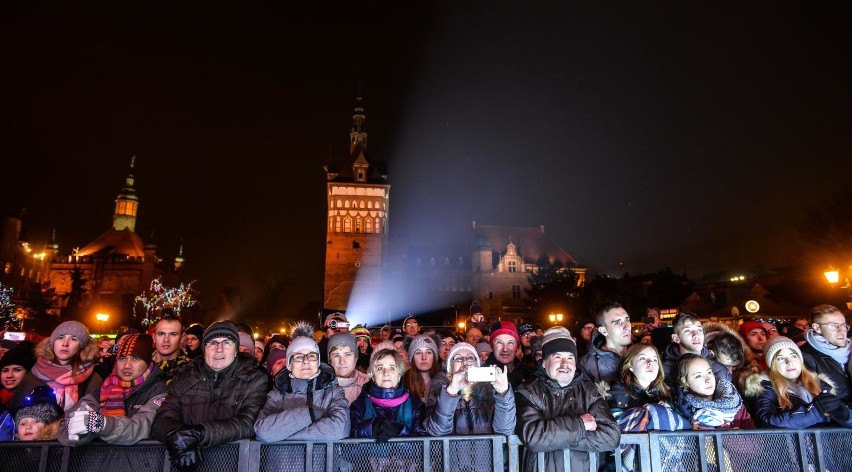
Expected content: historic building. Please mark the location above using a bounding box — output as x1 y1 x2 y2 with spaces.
321 96 584 323
0 159 183 329
322 96 390 315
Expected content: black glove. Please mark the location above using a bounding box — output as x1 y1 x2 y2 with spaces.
374 418 404 442
831 403 851 422
812 392 841 417
165 425 205 470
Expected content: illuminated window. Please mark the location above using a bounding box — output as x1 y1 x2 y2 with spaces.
368 201 373 209
365 217 373 233
355 218 361 233
376 218 382 234
4 262 10 274
344 218 352 233
337 199 342 208
512 285 521 299
129 202 137 216
508 261 517 273
335 217 341 232
329 217 334 231
360 200 365 209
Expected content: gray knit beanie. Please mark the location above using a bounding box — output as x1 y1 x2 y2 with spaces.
328 333 358 359
49 321 90 348
407 334 438 364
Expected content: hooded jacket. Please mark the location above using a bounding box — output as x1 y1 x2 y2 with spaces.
702 321 761 393
577 331 621 384
743 372 852 429
31 337 102 411
423 372 516 436
151 354 268 448
516 373 620 472
254 363 349 442
59 364 168 446
801 335 851 403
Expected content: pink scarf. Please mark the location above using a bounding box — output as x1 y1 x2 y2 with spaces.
370 391 410 408
31 357 94 410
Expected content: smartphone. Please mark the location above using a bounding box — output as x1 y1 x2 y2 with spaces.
2 332 25 341
466 366 496 382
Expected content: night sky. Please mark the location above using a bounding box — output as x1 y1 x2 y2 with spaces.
3 3 850 316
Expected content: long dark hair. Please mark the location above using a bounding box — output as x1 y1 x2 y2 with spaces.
618 343 670 401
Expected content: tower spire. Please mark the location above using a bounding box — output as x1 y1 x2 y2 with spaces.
349 91 367 153
113 156 139 232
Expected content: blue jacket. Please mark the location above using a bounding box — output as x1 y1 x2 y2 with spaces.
744 372 852 429
350 381 426 438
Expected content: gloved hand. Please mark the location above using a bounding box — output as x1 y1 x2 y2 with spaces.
813 392 841 417
67 406 103 438
165 425 205 470
374 419 403 442
831 403 851 422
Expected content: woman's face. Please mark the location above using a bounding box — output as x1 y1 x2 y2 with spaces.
629 346 659 388
330 345 356 378
16 417 45 441
449 348 478 375
1 365 26 390
373 354 401 388
684 358 715 399
186 334 200 351
53 334 82 365
289 349 320 380
773 348 802 381
413 347 434 372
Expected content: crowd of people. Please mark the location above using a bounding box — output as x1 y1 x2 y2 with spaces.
0 300 850 472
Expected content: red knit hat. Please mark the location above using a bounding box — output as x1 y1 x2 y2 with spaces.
490 321 521 347
738 321 766 339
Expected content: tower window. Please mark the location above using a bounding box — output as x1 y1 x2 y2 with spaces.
365 217 373 233
353 241 360 249
512 284 521 299
355 261 361 268
357 171 364 181
508 261 517 273
355 218 361 233
344 218 352 233
488 291 493 300
335 217 342 233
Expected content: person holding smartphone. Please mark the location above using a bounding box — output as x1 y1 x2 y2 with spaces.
423 342 514 436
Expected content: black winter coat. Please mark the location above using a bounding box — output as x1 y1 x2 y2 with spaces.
152 354 269 447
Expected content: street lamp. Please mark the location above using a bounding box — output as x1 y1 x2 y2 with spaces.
824 267 852 311
549 313 564 325
95 313 109 333
457 321 466 333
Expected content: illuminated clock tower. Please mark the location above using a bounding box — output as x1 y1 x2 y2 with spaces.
322 95 390 314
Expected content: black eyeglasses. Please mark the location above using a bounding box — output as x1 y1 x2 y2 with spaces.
291 353 320 363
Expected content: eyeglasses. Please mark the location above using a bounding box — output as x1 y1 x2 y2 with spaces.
521 332 535 338
291 353 320 363
405 321 419 327
451 355 478 364
582 326 596 331
206 339 236 350
818 322 851 332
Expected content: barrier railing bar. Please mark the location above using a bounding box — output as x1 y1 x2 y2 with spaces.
491 436 503 472
813 430 826 472
508 434 521 472
326 440 334 472
248 440 261 472
712 433 725 472
795 431 809 472
697 432 710 472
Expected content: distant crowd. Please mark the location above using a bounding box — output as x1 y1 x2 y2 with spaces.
1 299 851 472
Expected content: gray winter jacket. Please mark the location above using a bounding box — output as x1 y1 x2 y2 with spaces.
254 364 350 442
423 373 516 436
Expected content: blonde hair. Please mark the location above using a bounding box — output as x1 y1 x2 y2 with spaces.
368 348 408 379
769 355 822 410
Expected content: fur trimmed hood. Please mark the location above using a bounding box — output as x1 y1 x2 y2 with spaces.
703 321 758 367
743 371 837 399
35 336 101 365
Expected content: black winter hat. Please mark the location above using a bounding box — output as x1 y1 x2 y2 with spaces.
0 341 36 372
202 320 239 346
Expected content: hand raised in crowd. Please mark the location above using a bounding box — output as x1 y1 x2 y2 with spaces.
491 365 509 396
446 365 472 396
580 413 597 431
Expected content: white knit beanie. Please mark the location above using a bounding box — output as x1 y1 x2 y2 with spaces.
446 342 480 373
764 335 802 367
286 336 320 370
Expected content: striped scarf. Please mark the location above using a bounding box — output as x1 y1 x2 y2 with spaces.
99 363 153 417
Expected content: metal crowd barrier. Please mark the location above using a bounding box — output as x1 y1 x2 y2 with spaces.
1 428 850 472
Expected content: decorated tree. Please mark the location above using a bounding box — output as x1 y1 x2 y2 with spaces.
133 277 198 326
0 282 19 330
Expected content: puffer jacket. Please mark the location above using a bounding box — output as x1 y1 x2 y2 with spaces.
423 372 516 436
801 340 851 403
607 380 669 411
516 374 620 472
151 354 268 447
743 372 852 429
59 365 168 446
254 364 349 442
577 331 620 384
350 381 426 438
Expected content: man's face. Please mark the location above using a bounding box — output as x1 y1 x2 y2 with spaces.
600 307 632 349
330 345 356 378
116 355 149 382
154 320 183 358
794 319 809 331
185 334 200 351
380 329 391 341
762 323 778 339
813 311 849 348
465 328 483 345
492 334 518 364
580 323 596 342
673 320 705 355
204 337 237 371
403 319 420 336
745 328 767 352
439 337 456 360
544 352 576 386
356 337 369 354
646 309 660 326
